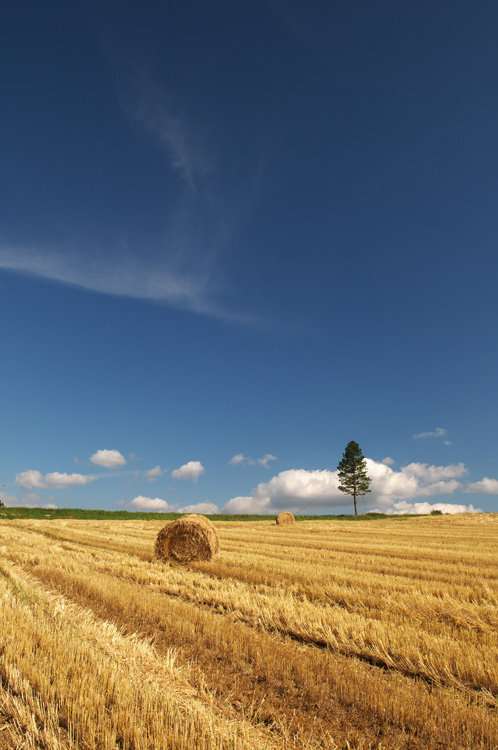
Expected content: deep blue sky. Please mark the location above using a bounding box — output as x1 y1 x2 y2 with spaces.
1 1 497 514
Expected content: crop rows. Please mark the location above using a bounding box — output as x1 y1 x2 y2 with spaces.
1 514 498 749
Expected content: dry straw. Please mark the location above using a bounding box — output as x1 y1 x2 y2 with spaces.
155 514 219 563
276 511 295 526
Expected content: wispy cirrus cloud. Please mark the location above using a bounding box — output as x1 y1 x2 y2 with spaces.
120 70 210 190
0 243 220 316
0 69 260 327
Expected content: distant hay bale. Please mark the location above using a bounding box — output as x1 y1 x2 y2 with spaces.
155 514 219 563
276 511 295 526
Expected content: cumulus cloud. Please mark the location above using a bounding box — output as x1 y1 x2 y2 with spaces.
229 453 277 468
45 472 97 489
15 470 45 490
381 457 395 466
413 427 447 439
465 478 498 494
223 459 479 515
171 461 205 482
143 465 163 482
364 460 465 507
90 450 126 469
129 496 177 511
15 470 97 490
401 462 467 482
223 469 341 515
179 502 220 514
43 504 58 510
379 501 482 515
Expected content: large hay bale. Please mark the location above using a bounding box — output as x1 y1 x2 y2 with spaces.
276 511 295 526
155 514 219 563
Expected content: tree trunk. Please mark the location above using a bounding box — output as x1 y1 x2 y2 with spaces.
353 494 358 515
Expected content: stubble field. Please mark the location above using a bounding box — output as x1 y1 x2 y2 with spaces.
1 514 498 750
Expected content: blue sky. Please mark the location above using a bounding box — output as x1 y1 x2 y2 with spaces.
1 1 498 515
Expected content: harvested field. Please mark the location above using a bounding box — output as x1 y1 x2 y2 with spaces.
1 514 498 749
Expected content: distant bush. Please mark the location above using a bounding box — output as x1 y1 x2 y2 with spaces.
431 509 443 515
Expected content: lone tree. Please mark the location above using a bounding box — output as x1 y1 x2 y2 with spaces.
337 441 371 515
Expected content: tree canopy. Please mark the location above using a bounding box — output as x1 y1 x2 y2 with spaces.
337 441 371 515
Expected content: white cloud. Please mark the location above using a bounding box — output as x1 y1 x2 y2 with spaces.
223 469 341 515
229 453 277 468
90 449 126 469
171 461 205 482
15 470 45 490
443 441 452 446
129 496 177 511
43 504 58 510
365 460 464 507
380 501 482 515
401 462 467 482
465 477 498 494
178 502 220 514
45 472 97 489
413 427 447 439
381 457 395 466
223 495 274 514
258 453 277 468
223 459 473 515
15 470 96 490
143 465 163 482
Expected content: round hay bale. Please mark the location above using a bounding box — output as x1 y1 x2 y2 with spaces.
155 514 219 563
276 511 295 526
